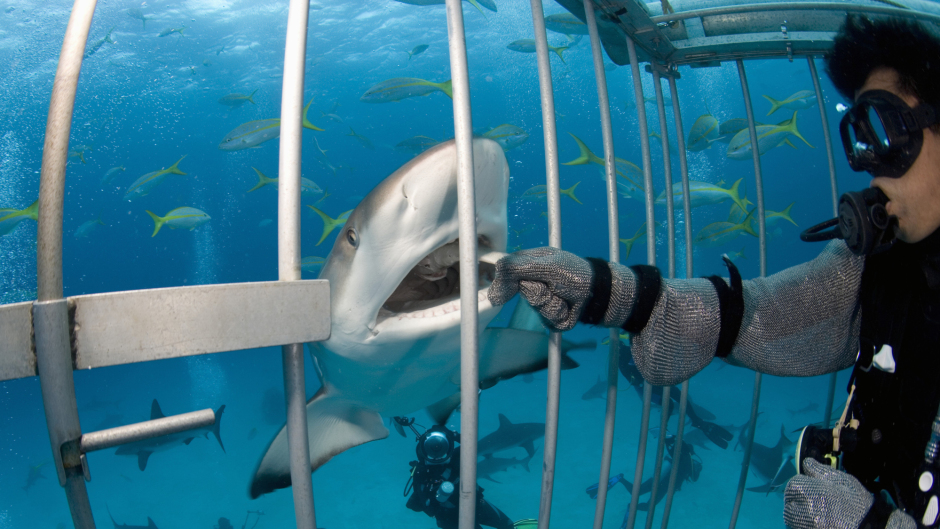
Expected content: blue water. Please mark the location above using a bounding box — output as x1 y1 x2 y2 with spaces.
0 1 861 528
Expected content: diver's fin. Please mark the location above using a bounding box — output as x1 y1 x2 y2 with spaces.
426 392 462 425
692 420 733 449
249 387 388 498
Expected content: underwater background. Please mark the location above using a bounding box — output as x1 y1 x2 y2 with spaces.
0 0 866 528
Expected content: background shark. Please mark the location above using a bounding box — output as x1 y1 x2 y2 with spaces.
251 138 585 498
115 399 225 471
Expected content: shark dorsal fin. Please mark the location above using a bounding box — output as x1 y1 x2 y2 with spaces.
148 516 159 529
150 399 165 420
138 451 152 471
497 413 512 429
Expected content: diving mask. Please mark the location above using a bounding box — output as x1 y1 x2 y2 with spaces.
800 187 898 256
840 89 940 178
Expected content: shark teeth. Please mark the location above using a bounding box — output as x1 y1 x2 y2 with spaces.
385 288 490 320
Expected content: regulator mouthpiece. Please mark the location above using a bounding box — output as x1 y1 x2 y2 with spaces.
800 187 898 256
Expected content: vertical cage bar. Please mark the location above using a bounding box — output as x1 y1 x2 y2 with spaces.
36 1 99 527
444 2 481 529
277 0 316 527
624 34 656 529
660 73 692 529
528 3 563 527
727 59 767 529
807 55 840 428
582 1 621 527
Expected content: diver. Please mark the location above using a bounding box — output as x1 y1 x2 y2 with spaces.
398 417 516 529
486 14 940 529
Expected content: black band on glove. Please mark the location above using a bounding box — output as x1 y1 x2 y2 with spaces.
622 265 662 334
858 491 894 529
706 256 744 358
580 258 613 325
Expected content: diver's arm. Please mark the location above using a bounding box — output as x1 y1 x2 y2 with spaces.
489 240 864 386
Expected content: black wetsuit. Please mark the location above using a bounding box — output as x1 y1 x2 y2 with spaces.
406 446 514 529
843 227 940 512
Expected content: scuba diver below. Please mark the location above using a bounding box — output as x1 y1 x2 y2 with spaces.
398 417 527 529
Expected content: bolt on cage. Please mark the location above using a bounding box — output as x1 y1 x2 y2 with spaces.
2 1 939 528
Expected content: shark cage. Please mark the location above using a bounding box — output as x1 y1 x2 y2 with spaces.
2 1 940 529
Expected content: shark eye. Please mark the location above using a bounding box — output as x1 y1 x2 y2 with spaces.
345 227 359 248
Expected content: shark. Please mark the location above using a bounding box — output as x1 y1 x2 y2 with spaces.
108 507 159 529
621 437 701 512
249 138 588 498
476 450 537 483
745 425 796 494
22 461 47 493
114 399 226 471
478 414 545 459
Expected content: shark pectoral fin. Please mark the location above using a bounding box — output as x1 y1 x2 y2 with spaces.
522 440 536 458
138 451 153 471
426 393 461 425
183 437 195 445
249 387 388 498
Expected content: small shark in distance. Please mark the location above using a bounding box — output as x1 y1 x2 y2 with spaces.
745 425 796 495
478 414 545 459
22 461 47 493
108 507 159 529
249 138 595 498
115 399 225 471
621 437 701 512
476 450 537 483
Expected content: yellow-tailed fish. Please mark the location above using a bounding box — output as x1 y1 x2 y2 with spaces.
687 113 721 151
347 127 375 150
506 39 569 63
746 203 798 231
726 111 813 160
694 208 758 247
101 165 125 186
146 207 210 237
124 156 187 200
394 135 440 154
483 124 529 151
247 167 323 196
562 132 645 193
84 26 115 59
301 256 326 274
307 205 353 245
544 13 588 35
69 145 93 164
620 223 647 261
219 99 323 151
727 198 754 224
717 118 767 144
601 332 630 346
219 89 258 107
158 26 186 37
127 7 150 28
644 96 673 107
0 200 38 236
654 178 748 213
518 182 582 204
407 44 429 60
360 78 453 103
763 90 817 116
726 247 747 262
74 216 105 238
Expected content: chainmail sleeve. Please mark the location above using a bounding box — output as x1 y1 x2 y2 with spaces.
630 240 865 386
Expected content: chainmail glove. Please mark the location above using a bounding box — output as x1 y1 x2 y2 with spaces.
784 459 873 529
488 247 595 331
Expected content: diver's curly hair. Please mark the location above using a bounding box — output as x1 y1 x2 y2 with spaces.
826 14 940 107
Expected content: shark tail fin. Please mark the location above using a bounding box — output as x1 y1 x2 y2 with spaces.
249 387 389 498
212 404 226 453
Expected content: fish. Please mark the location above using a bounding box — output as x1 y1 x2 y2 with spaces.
0 200 38 236
562 132 645 193
108 507 159 529
146 207 210 237
219 89 258 107
686 112 721 151
621 437 701 511
476 451 536 483
694 209 759 248
407 44 429 60
620 223 646 261
247 167 323 197
74 216 105 238
763 90 817 116
84 26 115 58
726 246 747 262
654 179 749 213
306 205 353 246
259 219 273 228
248 138 587 498
347 127 375 150
585 472 629 499
717 118 767 143
726 111 813 160
157 26 186 37
320 110 344 124
69 145 92 164
644 95 673 107
649 131 678 155
115 399 225 471
300 256 325 274
506 39 569 63
518 182 582 204
483 124 529 152
124 156 187 200
127 8 150 28
395 135 440 154
544 13 587 36
360 77 453 103
478 414 544 458
745 425 796 494
219 99 323 151
22 461 47 493
101 165 126 186
581 375 607 401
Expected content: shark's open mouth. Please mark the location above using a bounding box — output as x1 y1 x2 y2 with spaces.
377 237 503 324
